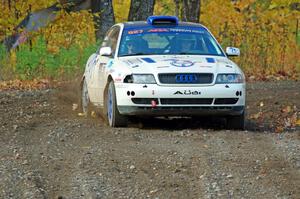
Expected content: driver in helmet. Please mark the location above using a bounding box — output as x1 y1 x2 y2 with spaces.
179 38 194 53
125 39 137 54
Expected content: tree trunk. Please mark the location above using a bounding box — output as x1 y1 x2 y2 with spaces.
3 3 61 51
2 0 115 51
174 0 180 17
181 0 201 23
128 0 155 21
91 0 115 40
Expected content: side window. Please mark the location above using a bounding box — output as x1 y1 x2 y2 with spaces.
100 29 113 48
99 26 120 56
96 29 112 54
108 27 120 56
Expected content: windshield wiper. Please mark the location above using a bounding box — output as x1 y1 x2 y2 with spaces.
121 53 150 57
178 52 210 55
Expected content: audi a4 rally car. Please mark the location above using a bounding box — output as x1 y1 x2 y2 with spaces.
80 16 246 129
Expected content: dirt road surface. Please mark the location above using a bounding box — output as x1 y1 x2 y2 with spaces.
0 81 299 199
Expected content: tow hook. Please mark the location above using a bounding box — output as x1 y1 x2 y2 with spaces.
151 100 157 108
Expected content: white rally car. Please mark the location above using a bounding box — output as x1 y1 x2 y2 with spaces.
80 16 246 129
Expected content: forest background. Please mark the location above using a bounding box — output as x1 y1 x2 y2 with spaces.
0 0 299 82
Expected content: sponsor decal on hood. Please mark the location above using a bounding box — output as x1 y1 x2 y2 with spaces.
206 57 215 63
141 57 156 63
164 59 195 67
123 58 143 65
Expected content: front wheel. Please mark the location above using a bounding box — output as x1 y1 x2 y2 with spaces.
79 78 90 116
226 111 245 130
106 81 127 127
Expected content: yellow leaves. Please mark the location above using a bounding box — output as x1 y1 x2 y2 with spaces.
77 111 96 118
260 102 264 107
275 106 299 132
154 0 175 16
234 0 256 11
296 119 300 126
113 0 131 23
72 103 78 111
249 101 299 133
78 112 86 117
0 79 55 90
274 112 298 133
42 10 95 53
202 0 244 45
47 45 60 54
91 111 96 118
201 0 299 77
250 112 263 120
281 105 292 114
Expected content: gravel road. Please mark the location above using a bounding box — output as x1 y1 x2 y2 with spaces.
0 81 299 199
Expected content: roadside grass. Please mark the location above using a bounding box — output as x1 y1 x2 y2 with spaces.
0 36 100 81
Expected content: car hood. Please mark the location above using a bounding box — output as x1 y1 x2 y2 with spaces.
117 55 239 75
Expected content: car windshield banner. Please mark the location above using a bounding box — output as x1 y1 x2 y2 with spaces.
126 27 207 35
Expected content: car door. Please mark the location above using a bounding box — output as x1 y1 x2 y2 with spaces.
88 26 120 106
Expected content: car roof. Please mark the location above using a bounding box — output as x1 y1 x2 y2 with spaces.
123 21 206 29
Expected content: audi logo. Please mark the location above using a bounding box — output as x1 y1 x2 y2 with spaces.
175 74 198 83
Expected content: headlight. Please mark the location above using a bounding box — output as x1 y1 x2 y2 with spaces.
216 73 244 84
124 74 156 84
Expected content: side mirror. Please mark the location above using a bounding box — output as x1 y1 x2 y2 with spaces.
99 47 112 56
226 47 240 56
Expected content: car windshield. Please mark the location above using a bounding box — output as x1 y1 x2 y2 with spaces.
118 26 225 57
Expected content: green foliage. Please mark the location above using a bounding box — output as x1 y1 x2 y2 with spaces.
297 30 300 45
0 44 6 61
15 36 99 80
0 44 7 80
16 37 47 79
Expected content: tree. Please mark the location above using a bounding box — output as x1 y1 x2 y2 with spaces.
2 0 115 51
174 0 201 23
91 0 115 39
128 0 155 21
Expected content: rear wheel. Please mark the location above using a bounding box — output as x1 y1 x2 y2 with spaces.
226 111 245 130
106 81 127 127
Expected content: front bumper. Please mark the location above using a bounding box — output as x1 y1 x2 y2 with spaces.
115 83 246 116
118 105 244 116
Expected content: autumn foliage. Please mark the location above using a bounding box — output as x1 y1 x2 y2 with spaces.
0 0 299 80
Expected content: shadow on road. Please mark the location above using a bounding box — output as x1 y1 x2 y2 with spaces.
131 116 271 132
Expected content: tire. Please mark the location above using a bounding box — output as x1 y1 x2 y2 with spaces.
79 78 90 117
106 81 127 127
226 111 245 130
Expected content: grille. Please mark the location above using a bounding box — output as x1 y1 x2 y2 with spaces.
158 73 213 84
214 98 239 105
132 98 159 105
132 98 238 105
160 98 213 105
